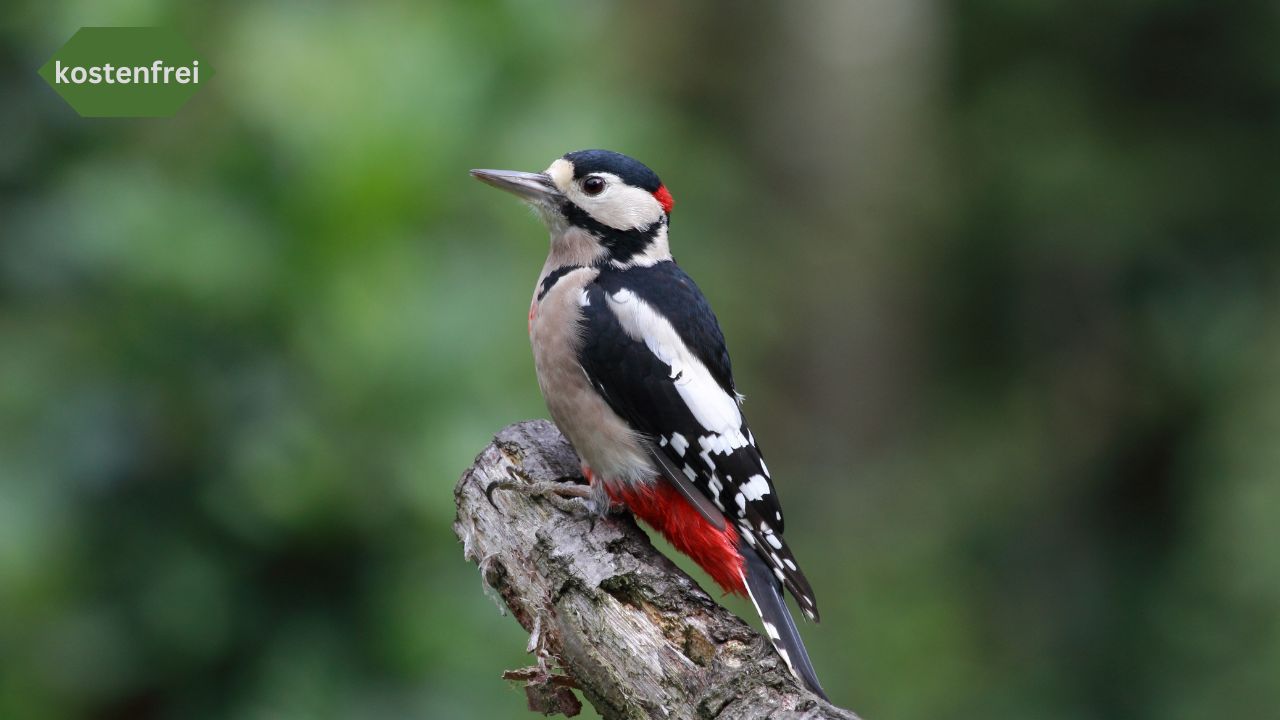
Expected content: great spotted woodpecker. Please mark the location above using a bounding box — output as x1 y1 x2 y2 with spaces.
472 150 827 699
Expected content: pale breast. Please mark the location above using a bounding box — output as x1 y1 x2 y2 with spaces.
529 266 654 488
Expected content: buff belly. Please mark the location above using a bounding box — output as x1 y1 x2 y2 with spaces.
528 267 655 497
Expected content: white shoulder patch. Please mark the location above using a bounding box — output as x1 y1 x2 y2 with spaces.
605 292 746 443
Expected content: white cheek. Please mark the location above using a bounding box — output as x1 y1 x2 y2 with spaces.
574 184 664 230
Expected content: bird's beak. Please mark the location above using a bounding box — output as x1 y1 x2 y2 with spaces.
470 168 563 203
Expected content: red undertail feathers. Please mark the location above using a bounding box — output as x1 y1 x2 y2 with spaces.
609 479 744 595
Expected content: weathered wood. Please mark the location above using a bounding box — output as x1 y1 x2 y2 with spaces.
453 420 860 720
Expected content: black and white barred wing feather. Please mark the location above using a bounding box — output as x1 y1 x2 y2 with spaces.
576 262 820 621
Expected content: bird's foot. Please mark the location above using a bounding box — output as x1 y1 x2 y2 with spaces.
485 466 592 515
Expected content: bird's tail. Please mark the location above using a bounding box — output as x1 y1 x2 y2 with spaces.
740 539 828 700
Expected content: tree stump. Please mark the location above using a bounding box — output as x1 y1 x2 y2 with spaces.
453 420 860 720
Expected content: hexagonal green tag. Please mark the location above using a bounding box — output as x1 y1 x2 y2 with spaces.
38 27 213 118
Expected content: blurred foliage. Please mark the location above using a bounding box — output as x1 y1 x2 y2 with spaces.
2 1 1278 718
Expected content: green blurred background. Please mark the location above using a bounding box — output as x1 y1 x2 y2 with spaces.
3 1 1278 718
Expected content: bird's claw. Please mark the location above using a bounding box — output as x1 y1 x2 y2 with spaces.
484 467 593 514
483 478 508 510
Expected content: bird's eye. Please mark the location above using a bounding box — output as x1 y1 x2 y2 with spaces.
582 176 606 195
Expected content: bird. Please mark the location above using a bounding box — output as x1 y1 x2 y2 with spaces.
471 149 827 699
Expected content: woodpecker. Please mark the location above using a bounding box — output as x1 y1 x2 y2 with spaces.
471 149 827 699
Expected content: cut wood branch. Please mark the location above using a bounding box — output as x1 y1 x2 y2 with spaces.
453 420 860 720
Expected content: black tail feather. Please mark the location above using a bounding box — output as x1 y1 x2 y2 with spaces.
740 540 828 700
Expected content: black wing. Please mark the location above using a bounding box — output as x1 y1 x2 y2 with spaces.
577 261 818 619
594 261 736 397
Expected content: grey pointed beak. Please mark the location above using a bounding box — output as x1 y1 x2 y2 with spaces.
470 168 563 202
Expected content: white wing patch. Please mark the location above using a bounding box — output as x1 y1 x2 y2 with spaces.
707 474 726 510
698 431 747 456
669 432 689 457
741 474 771 502
606 289 746 446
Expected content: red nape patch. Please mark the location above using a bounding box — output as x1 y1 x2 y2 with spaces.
652 185 675 214
609 481 745 595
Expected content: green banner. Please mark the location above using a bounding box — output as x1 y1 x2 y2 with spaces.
38 27 212 118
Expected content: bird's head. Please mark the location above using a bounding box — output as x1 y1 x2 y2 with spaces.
471 149 675 267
